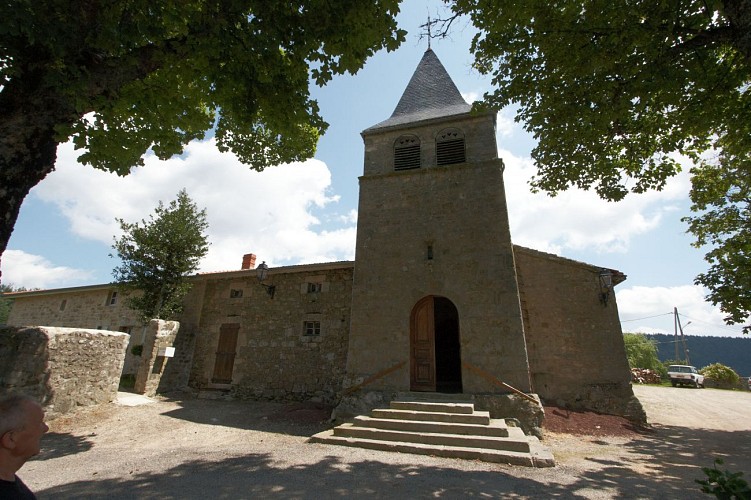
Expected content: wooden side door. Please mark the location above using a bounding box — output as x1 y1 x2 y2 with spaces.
212 323 239 384
410 297 436 391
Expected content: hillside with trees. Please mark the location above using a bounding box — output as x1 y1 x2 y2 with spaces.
643 333 751 377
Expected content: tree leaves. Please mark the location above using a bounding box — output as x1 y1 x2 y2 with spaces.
0 0 406 260
111 189 209 321
450 0 751 331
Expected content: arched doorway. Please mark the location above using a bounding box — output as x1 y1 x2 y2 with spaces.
410 296 462 393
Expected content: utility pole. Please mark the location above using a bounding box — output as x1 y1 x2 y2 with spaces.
674 307 691 364
674 307 679 360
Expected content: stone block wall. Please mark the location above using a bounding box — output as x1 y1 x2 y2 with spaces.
346 158 530 394
5 286 146 378
514 246 640 417
6 286 142 331
161 280 206 391
0 326 129 417
362 112 499 176
134 319 180 396
190 263 353 403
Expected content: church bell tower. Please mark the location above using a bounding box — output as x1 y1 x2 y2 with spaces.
343 49 531 406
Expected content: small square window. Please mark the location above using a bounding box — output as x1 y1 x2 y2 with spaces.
307 282 322 293
230 289 243 298
303 321 321 336
107 291 118 306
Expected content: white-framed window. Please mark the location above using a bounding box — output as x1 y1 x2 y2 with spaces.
303 321 321 336
106 291 118 306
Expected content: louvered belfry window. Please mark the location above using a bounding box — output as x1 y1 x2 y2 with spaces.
394 135 421 170
436 128 466 166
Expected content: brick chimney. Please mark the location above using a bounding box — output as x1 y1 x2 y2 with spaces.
241 253 257 270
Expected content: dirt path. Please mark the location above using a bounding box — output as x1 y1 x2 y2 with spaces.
20 386 751 499
633 384 751 430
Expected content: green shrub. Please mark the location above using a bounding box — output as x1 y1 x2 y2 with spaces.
623 333 665 377
700 363 740 386
696 458 751 498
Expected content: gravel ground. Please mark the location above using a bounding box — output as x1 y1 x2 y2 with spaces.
20 385 751 499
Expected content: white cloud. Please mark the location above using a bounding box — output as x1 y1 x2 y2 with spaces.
502 149 691 255
339 209 358 225
29 139 357 274
496 110 516 137
617 284 745 337
461 91 480 103
1 250 94 289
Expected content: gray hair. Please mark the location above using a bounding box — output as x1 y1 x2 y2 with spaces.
0 393 38 436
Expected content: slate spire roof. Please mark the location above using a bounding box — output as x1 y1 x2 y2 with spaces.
363 49 471 132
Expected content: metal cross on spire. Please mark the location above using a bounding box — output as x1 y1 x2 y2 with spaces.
426 15 432 50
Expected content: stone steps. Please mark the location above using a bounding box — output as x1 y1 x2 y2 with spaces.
371 408 491 425
352 415 509 437
310 398 554 467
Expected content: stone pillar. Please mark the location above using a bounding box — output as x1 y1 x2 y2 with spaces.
134 319 179 396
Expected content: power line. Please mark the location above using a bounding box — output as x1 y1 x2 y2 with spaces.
620 313 673 323
621 312 745 336
677 314 746 335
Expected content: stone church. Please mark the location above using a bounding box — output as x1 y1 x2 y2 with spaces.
5 50 640 425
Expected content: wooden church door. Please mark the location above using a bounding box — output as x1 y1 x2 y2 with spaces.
212 323 239 384
410 297 436 391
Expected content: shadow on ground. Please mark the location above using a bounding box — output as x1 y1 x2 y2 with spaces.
562 424 751 500
157 396 334 437
35 424 751 499
34 452 642 499
30 394 751 498
35 432 94 460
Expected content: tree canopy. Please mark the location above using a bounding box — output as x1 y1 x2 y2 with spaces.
623 333 664 373
446 0 751 331
0 1 405 271
112 189 209 320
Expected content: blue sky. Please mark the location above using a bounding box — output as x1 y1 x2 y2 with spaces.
2 1 747 338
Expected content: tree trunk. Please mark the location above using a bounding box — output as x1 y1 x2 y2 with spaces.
0 87 62 281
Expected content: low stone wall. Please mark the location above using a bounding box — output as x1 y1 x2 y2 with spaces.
0 326 129 417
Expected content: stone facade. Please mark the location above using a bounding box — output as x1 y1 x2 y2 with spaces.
2 251 638 420
0 326 128 417
347 113 530 401
515 247 638 416
187 263 354 403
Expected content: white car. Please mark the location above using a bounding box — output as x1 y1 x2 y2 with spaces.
667 365 705 388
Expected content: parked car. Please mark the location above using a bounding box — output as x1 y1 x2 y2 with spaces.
667 365 705 388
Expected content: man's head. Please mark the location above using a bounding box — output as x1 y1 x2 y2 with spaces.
0 393 48 470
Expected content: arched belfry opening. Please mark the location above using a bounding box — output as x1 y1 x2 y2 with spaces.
410 296 462 393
